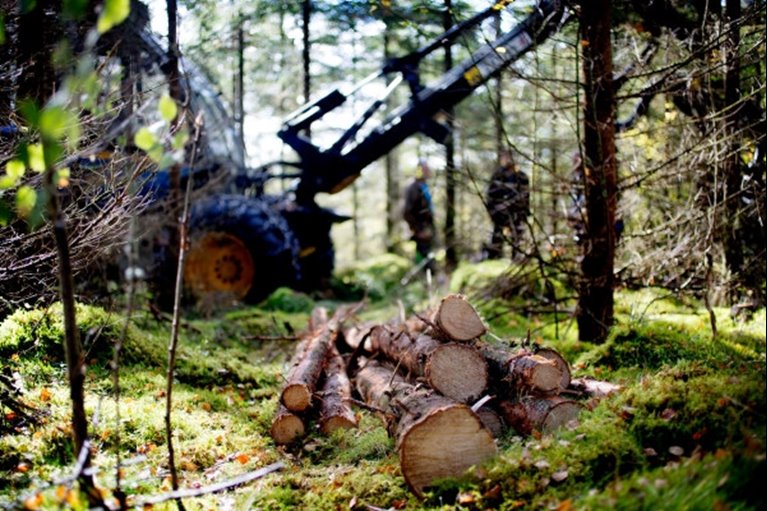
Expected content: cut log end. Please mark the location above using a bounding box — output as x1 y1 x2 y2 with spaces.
530 361 563 393
426 344 488 403
541 400 584 433
535 348 572 391
399 404 497 497
434 294 487 341
320 415 357 436
281 384 312 412
270 410 305 445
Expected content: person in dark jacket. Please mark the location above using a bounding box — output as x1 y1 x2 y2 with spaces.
485 149 530 260
403 159 436 273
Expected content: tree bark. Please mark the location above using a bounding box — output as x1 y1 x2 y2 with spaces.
44 168 102 507
16 0 60 104
443 0 457 271
281 325 335 412
367 326 488 403
355 360 497 497
318 346 357 434
498 396 583 436
577 0 617 343
301 0 312 138
722 0 743 303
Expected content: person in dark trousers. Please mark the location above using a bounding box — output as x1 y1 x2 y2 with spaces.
485 148 530 260
403 159 437 274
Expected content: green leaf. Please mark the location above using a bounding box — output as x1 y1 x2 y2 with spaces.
134 128 158 152
0 199 12 227
28 144 46 172
159 95 178 123
97 0 130 34
16 186 37 218
147 146 165 164
1 160 25 189
171 130 189 150
40 106 80 144
6 160 26 180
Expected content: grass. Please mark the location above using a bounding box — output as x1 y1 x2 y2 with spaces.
0 260 764 510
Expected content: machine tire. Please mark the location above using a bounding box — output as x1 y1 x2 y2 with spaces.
184 194 300 304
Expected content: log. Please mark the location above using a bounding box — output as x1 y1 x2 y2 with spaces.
280 324 336 412
498 396 584 436
508 354 561 394
432 294 487 341
355 360 497 497
482 345 563 396
270 405 305 445
367 326 488 403
535 348 571 391
318 346 357 435
475 407 505 438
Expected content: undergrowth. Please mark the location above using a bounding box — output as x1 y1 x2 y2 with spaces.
0 260 764 510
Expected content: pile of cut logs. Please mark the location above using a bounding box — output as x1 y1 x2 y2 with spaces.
270 294 619 497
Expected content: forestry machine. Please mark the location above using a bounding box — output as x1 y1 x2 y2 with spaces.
132 0 570 306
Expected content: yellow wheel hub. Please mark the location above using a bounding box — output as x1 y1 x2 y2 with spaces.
184 232 255 300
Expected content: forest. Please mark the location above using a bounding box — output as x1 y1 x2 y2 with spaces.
0 0 765 509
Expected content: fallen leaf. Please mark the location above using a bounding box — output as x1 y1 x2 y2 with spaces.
39 388 52 402
236 453 250 465
668 446 684 456
23 494 43 510
644 447 658 457
552 470 568 483
457 492 476 505
556 499 573 511
660 408 676 420
15 462 30 473
201 402 212 412
534 460 550 470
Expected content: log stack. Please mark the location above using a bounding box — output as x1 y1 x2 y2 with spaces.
270 294 620 496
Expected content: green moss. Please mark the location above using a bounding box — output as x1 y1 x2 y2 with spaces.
576 451 765 511
333 253 410 301
0 302 122 361
259 287 316 313
614 363 766 456
575 319 763 372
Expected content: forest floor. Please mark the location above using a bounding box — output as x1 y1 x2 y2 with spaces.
0 255 765 510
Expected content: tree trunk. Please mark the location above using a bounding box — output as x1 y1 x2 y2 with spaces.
498 396 583 436
44 168 101 506
722 0 743 303
577 0 617 343
355 360 497 497
301 0 312 138
318 346 357 434
367 326 488 403
443 0 457 271
16 0 60 104
281 325 335 412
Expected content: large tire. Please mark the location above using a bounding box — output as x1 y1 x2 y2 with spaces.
183 194 300 305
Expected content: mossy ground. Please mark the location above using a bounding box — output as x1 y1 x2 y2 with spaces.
0 256 764 510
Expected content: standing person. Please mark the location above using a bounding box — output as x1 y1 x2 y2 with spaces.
403 159 437 274
485 148 530 260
